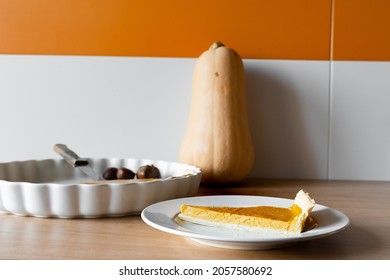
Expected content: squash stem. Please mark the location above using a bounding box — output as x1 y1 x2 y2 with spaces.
211 41 225 49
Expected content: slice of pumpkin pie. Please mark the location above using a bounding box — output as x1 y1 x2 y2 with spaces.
179 190 316 235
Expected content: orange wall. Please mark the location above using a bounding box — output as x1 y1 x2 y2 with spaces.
332 0 390 61
0 0 389 60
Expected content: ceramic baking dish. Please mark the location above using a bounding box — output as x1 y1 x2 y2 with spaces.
0 158 201 218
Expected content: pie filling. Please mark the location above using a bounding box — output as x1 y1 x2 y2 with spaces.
179 190 316 235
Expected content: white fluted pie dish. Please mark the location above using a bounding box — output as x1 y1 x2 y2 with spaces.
0 158 201 218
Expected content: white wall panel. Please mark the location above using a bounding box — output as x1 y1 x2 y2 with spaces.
0 55 335 180
245 60 330 179
0 55 195 162
330 61 390 180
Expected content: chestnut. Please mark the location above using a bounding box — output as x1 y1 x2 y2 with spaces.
102 167 118 180
136 164 161 179
116 167 135 180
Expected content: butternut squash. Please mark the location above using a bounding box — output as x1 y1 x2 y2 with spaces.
179 41 254 184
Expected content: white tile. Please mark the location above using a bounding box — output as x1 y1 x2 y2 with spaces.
245 60 330 179
0 55 195 162
0 55 330 180
330 61 390 180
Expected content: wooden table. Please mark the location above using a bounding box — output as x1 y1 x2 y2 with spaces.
0 180 389 259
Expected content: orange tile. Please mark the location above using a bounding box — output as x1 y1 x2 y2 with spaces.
332 0 390 61
0 0 331 59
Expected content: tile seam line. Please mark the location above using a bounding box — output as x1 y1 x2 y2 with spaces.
327 0 335 180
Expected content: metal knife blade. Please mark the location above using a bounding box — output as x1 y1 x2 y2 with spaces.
54 144 101 181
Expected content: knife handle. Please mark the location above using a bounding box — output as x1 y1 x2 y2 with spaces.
54 144 89 167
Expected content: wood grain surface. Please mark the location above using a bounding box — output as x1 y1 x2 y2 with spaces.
1 179 389 259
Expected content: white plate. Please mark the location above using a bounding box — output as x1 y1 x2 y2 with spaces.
141 195 350 250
